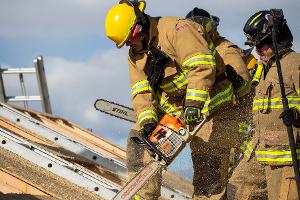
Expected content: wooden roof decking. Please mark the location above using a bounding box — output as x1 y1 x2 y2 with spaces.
0 103 193 200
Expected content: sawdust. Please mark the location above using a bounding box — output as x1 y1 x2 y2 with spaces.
0 147 103 200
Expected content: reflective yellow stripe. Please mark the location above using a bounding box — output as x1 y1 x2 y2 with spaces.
256 149 300 162
201 83 233 113
186 89 209 102
236 81 252 97
253 96 300 110
182 54 216 68
132 195 141 200
160 69 189 93
138 109 157 124
208 42 216 57
240 141 253 158
131 80 152 97
249 12 263 25
239 123 252 136
251 63 263 85
156 92 181 116
297 89 300 95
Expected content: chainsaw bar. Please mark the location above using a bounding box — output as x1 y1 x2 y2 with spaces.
94 99 137 123
113 160 164 200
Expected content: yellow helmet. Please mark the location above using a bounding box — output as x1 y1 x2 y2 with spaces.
105 1 146 48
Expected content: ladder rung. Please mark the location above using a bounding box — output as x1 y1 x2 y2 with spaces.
1 68 36 74
6 96 41 102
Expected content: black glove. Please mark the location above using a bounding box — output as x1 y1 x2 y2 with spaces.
140 122 157 137
279 108 300 127
226 65 244 90
184 107 202 125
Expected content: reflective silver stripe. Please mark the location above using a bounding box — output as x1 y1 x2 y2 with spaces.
160 70 189 93
138 109 157 124
208 42 216 57
256 149 300 162
240 141 253 158
186 89 209 102
202 83 233 113
131 80 152 97
182 54 216 68
239 123 251 135
253 97 300 110
156 92 181 116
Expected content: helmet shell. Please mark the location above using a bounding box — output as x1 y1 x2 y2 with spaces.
243 11 271 47
185 7 219 34
105 1 145 48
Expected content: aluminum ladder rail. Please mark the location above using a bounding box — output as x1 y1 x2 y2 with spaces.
0 56 52 114
0 102 192 200
0 126 120 199
0 102 128 177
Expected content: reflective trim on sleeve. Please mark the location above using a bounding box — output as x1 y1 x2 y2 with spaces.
186 89 209 102
182 54 216 68
160 69 189 93
255 149 300 163
201 83 233 114
131 80 152 97
156 92 182 117
208 42 216 57
239 122 252 136
138 109 158 124
240 141 254 159
253 97 300 111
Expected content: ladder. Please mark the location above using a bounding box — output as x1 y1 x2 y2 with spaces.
0 56 52 114
0 126 120 199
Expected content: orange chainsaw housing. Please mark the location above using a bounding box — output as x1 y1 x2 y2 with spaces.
148 115 185 158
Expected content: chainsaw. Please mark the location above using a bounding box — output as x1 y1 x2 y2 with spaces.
94 99 206 200
114 114 206 200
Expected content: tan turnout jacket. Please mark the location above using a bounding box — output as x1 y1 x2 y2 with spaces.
253 49 300 165
128 16 233 126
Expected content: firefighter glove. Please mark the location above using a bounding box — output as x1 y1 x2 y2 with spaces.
280 108 300 127
184 107 202 125
141 122 157 137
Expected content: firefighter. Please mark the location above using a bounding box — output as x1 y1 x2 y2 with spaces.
227 10 300 200
105 1 238 199
185 8 254 199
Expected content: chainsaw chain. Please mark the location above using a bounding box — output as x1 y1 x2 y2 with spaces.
94 99 136 123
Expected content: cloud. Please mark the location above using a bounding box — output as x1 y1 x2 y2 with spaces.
44 47 133 142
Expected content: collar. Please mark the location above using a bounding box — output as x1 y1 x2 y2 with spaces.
267 48 294 66
129 16 160 55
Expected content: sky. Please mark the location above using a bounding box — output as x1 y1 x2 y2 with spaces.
1 0 299 181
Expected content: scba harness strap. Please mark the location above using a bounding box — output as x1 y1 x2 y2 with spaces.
147 47 170 90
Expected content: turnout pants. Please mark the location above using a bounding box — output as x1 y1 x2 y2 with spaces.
126 128 162 200
228 135 298 200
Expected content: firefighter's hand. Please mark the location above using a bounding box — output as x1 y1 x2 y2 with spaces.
141 122 157 137
184 107 202 125
280 108 300 127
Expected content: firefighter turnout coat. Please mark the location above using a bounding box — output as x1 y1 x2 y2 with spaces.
253 49 300 165
129 16 233 127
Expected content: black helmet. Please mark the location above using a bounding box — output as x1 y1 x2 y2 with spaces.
243 10 293 50
185 7 219 34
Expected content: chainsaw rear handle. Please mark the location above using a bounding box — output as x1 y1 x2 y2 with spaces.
188 115 207 137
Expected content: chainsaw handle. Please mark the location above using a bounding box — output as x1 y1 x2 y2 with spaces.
188 115 207 136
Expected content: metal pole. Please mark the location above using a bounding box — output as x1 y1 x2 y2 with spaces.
270 9 300 197
34 56 52 114
0 65 6 102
